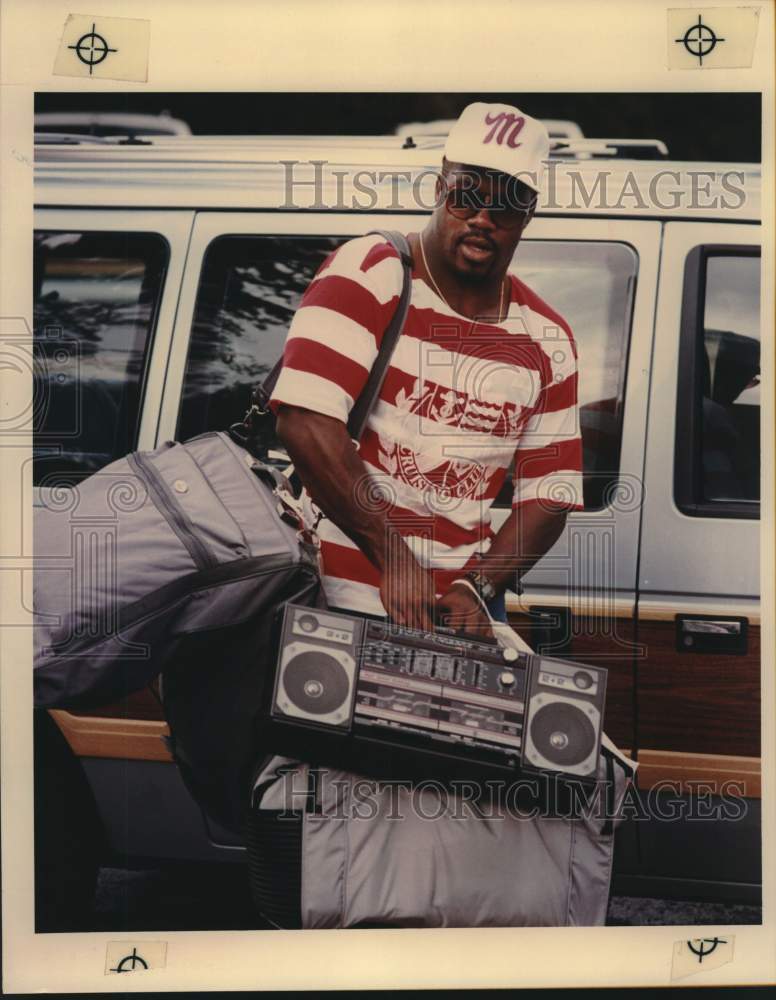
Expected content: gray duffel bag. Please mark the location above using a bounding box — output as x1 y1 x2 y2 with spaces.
33 430 322 711
251 742 635 929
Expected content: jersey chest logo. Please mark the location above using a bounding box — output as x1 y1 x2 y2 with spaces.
375 379 517 502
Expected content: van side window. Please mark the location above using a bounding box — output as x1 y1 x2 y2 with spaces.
177 235 343 450
675 247 760 517
33 230 168 485
496 241 638 511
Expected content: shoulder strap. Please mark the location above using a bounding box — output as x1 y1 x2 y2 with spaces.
253 230 413 442
346 230 412 440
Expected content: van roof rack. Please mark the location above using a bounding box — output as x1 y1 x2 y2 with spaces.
550 138 669 159
33 132 117 145
34 129 670 159
400 134 669 158
33 131 155 146
396 117 585 142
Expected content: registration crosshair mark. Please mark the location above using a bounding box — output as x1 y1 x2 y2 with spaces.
68 23 117 75
687 938 728 963
675 14 725 66
110 947 149 973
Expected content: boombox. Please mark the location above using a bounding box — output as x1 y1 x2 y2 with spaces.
263 603 607 786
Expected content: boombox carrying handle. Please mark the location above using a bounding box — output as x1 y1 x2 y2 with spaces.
247 230 413 444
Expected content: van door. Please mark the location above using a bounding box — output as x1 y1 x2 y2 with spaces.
500 218 661 753
160 213 661 757
635 221 761 893
156 211 661 846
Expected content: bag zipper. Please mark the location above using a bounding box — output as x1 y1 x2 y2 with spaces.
128 450 217 571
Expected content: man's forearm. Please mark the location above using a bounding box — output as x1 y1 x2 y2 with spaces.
276 404 438 630
276 405 393 572
477 502 568 595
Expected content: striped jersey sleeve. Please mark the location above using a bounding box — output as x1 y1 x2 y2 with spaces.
268 234 403 424
511 281 584 512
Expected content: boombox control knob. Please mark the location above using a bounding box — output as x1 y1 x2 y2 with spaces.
499 670 516 687
502 648 519 662
298 614 319 633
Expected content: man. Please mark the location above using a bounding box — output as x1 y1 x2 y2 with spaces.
270 102 583 635
254 103 586 929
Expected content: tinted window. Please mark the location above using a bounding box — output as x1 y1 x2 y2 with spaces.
700 254 760 504
177 235 343 453
33 230 167 484
503 241 637 510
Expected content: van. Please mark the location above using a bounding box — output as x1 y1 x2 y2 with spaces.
31 131 762 926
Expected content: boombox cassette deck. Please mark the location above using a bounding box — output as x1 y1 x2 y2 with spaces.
264 603 607 787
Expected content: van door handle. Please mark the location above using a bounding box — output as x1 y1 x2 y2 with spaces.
529 605 572 655
681 619 741 635
676 614 748 654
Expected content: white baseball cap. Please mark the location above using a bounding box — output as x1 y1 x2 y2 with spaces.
444 102 550 193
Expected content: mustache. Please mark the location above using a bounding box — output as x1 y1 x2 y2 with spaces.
457 231 497 252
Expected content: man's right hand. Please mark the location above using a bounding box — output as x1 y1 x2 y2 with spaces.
379 532 437 633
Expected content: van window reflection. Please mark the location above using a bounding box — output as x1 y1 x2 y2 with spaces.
33 230 167 485
700 255 760 503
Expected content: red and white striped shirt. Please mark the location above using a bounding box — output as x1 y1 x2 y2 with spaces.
270 233 583 615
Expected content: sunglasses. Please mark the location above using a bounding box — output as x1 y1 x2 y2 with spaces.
444 179 537 230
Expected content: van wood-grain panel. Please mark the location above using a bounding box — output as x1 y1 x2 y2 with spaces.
50 709 172 762
635 749 760 798
636 620 760 757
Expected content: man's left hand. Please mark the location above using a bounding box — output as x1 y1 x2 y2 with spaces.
436 583 494 639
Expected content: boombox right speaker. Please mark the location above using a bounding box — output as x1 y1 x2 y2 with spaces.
521 657 606 780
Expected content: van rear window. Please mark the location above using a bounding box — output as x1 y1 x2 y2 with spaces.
701 255 760 505
674 246 760 518
33 230 168 485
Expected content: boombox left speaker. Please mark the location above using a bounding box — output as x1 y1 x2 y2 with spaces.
521 658 606 780
273 641 357 728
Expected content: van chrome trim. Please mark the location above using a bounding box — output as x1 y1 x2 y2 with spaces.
505 592 635 619
637 598 760 625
